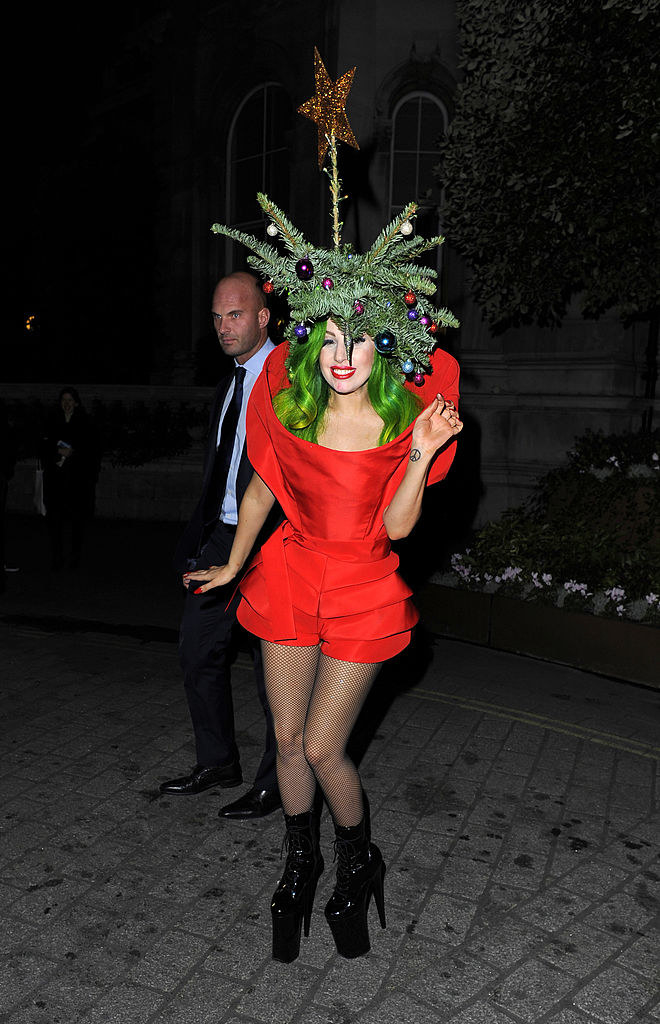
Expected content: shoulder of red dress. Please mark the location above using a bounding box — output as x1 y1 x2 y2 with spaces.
403 345 460 406
431 347 460 374
264 341 290 394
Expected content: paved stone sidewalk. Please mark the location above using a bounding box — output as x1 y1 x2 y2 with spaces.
1 622 658 1024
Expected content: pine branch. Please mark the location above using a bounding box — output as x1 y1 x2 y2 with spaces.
364 203 419 265
211 223 281 267
256 193 309 254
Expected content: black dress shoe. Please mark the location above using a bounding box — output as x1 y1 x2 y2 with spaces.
159 762 242 795
218 786 282 819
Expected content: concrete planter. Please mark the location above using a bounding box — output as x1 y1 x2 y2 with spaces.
415 583 659 689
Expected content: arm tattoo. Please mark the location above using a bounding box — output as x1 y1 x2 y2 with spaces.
410 448 422 462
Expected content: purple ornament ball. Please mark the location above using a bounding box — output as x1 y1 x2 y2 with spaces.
353 300 365 315
322 276 334 290
413 371 425 387
419 314 431 327
294 323 308 339
295 258 314 281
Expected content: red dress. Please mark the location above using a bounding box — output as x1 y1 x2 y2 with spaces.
236 343 460 663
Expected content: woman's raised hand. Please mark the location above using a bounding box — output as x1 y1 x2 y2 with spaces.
182 565 237 594
411 393 463 456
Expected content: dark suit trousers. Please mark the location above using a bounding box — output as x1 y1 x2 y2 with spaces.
178 520 277 788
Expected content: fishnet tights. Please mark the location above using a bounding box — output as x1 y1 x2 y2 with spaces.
262 642 381 827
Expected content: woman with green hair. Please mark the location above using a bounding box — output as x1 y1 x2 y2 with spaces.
273 318 423 445
186 301 462 962
186 47 462 951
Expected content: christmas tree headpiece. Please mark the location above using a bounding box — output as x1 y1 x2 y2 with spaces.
211 48 459 382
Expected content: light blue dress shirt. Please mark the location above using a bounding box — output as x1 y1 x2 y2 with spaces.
218 337 275 525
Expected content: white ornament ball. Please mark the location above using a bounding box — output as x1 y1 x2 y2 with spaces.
266 224 278 237
400 220 413 236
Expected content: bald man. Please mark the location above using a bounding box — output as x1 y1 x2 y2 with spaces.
162 273 281 819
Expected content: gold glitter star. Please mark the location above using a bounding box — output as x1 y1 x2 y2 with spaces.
298 47 359 169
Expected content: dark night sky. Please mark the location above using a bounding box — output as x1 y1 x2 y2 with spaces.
12 8 164 382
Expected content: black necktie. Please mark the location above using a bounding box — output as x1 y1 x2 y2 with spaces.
203 365 246 527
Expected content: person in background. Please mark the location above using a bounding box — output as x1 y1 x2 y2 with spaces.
40 387 100 570
161 272 281 822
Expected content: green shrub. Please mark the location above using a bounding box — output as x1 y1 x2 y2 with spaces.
449 429 660 622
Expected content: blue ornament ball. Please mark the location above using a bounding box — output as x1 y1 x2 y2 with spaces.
294 323 308 339
407 309 419 321
295 258 314 281
374 330 397 355
401 358 414 374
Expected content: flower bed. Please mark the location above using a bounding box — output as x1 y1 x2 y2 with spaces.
435 428 660 626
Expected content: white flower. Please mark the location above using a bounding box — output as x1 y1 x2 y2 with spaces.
605 586 626 602
542 573 552 585
564 580 592 597
645 592 659 605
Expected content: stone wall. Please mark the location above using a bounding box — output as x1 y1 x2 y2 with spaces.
9 453 204 523
3 383 212 523
453 302 656 524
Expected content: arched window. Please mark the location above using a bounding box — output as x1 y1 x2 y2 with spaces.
389 92 448 263
225 83 292 270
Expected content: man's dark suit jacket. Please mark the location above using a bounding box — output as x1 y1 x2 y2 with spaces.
173 361 280 574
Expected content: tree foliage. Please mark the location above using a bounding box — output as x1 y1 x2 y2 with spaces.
437 0 660 328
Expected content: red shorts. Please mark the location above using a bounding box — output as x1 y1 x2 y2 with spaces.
237 593 415 663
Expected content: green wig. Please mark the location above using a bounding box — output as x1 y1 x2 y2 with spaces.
273 321 423 446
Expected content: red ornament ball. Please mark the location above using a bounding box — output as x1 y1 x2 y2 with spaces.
404 290 417 307
428 321 438 335
262 280 275 295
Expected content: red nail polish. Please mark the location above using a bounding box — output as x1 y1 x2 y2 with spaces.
194 587 203 595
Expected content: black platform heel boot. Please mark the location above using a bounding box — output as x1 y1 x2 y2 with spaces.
271 810 324 963
324 817 386 959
